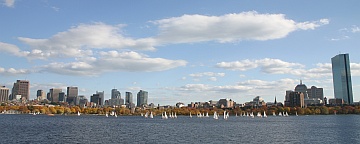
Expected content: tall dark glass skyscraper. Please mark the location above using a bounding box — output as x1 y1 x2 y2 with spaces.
331 53 353 104
137 90 148 107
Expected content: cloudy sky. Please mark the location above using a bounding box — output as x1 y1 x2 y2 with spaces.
1 0 360 105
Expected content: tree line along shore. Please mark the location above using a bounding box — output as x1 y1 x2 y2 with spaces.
1 105 360 116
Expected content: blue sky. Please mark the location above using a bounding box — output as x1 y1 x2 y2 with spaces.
1 0 360 105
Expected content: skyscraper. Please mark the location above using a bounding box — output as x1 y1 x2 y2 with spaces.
111 89 121 99
11 80 30 100
36 90 46 100
66 87 78 105
67 87 78 97
50 88 62 102
125 92 133 105
137 90 148 107
0 86 9 102
331 53 353 104
96 91 104 106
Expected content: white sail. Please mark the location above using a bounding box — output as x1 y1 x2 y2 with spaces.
190 112 192 118
115 113 117 117
174 112 177 118
263 111 267 118
279 112 282 116
106 113 108 117
77 111 80 116
164 112 168 119
296 111 298 116
273 112 276 116
257 112 262 118
206 112 209 117
150 112 154 118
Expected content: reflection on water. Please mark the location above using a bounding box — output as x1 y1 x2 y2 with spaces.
0 114 360 143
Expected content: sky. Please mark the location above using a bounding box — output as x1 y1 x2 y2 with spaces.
1 0 360 105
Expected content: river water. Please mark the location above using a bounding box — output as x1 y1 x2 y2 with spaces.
0 114 359 144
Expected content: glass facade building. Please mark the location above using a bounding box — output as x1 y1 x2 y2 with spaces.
331 53 353 104
137 90 148 107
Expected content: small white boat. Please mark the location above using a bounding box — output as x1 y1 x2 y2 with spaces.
263 111 267 118
257 112 262 118
77 111 80 116
296 111 298 116
279 112 282 116
213 112 218 119
189 112 192 118
273 112 276 116
115 113 117 118
150 112 154 118
105 113 108 117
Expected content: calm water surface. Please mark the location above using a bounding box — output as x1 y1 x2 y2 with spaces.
0 114 359 144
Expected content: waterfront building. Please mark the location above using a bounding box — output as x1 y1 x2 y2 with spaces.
49 88 62 102
0 86 9 102
66 87 78 105
295 80 308 98
96 91 104 106
125 92 133 105
111 89 121 99
218 98 235 108
328 98 344 106
36 90 46 100
77 95 88 107
288 92 305 108
11 80 30 100
137 90 148 107
58 92 66 102
331 53 353 104
307 86 324 101
90 93 101 107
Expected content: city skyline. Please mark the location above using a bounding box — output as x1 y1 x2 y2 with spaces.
1 1 360 105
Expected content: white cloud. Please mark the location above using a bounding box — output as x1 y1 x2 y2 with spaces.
215 58 303 74
189 72 225 77
3 0 15 7
41 51 187 76
16 23 157 60
0 67 32 75
189 72 225 81
152 11 328 43
216 58 360 79
351 26 360 33
296 19 329 30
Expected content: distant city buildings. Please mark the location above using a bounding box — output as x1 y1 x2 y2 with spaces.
49 88 62 103
331 53 354 104
0 86 9 102
36 90 46 101
137 90 148 107
285 81 324 107
11 80 30 101
125 92 134 108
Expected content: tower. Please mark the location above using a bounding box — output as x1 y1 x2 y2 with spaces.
137 90 148 107
331 53 353 104
11 80 30 100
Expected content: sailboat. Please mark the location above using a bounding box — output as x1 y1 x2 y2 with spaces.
105 113 109 117
223 111 227 120
77 111 80 116
263 111 267 118
150 112 154 118
115 113 117 118
213 112 218 119
189 112 192 118
273 112 276 116
279 112 282 116
257 112 262 118
285 112 289 117
296 111 298 116
164 112 168 119
174 112 177 118
206 112 209 117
